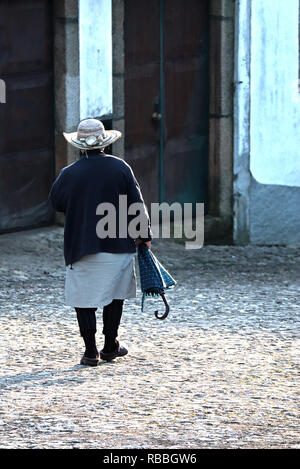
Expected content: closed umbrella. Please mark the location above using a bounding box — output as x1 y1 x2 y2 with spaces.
137 243 176 320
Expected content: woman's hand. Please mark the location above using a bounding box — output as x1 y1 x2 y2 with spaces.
135 239 151 250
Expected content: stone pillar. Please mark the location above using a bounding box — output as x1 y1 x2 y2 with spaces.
54 0 80 174
208 0 235 222
111 0 125 159
53 0 80 224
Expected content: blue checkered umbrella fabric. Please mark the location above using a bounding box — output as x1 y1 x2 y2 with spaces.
137 243 176 319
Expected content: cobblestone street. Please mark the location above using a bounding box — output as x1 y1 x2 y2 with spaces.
0 226 299 448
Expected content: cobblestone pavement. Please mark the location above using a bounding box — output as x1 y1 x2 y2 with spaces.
0 226 299 449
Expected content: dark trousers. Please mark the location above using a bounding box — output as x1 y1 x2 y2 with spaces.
75 299 124 339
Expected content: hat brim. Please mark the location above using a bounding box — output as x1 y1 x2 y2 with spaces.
63 129 122 150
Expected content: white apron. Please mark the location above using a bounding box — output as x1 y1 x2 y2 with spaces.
65 252 137 308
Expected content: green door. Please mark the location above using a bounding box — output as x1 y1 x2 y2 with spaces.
125 0 209 211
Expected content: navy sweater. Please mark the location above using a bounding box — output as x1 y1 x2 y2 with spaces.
49 151 152 266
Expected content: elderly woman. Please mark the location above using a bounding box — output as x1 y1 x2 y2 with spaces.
49 118 152 366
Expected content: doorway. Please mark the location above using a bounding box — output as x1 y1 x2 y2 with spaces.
0 0 54 232
124 0 209 210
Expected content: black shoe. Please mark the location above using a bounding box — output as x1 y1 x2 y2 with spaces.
80 353 99 367
100 342 128 362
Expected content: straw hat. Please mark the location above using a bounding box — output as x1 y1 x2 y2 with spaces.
63 118 122 150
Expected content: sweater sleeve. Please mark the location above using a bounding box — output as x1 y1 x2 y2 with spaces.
48 169 67 213
126 165 152 242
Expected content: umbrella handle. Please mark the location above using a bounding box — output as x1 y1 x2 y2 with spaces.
154 292 170 320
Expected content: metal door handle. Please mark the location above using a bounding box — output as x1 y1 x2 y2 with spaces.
152 112 162 121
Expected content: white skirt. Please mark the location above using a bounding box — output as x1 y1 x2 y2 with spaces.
65 252 137 308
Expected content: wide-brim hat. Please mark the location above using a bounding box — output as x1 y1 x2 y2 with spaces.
63 118 122 150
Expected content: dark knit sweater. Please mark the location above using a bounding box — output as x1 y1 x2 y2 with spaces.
49 151 152 266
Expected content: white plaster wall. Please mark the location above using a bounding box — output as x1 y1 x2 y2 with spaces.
250 0 300 187
79 0 112 119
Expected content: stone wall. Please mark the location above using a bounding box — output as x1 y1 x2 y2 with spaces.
53 0 80 224
111 0 125 159
209 0 234 219
54 0 80 174
207 0 235 242
233 0 300 245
